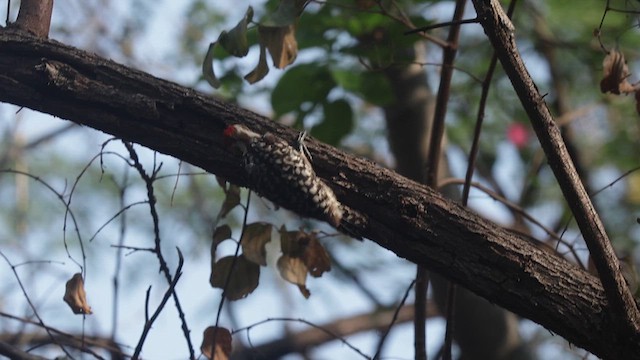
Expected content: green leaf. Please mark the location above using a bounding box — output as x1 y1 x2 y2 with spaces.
311 99 353 145
218 7 253 57
331 69 393 106
202 42 221 88
271 64 336 116
259 0 306 27
202 7 254 89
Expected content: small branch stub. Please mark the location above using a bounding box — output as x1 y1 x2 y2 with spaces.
13 0 54 38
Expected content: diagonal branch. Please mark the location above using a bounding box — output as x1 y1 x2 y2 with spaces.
0 29 638 359
470 0 640 337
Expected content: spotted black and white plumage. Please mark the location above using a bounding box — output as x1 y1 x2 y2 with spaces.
223 124 363 237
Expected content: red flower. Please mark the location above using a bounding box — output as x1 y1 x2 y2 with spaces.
507 123 530 149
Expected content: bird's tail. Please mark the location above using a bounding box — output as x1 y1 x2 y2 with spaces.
338 206 367 241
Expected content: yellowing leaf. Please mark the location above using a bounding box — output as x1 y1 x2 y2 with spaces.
210 255 260 300
241 222 273 266
277 255 310 298
201 326 232 360
258 25 298 69
63 273 92 315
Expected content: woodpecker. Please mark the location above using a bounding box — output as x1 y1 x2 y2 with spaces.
223 124 363 238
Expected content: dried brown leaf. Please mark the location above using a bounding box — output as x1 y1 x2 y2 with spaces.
213 225 232 247
63 273 92 315
279 227 305 257
210 255 260 300
211 225 232 260
241 222 273 266
219 184 241 218
600 50 636 94
302 235 331 277
258 25 298 69
279 229 330 277
201 326 232 360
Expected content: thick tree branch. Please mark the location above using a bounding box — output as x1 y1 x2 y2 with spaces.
0 30 637 359
471 0 640 339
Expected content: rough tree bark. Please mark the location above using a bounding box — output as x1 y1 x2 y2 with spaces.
0 27 638 360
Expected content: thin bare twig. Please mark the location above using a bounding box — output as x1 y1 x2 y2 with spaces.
123 143 195 359
88 200 148 242
405 17 479 34
0 250 74 358
420 1 467 359
1 169 85 271
462 0 518 206
211 191 252 360
0 311 130 357
373 280 415 359
132 249 185 359
111 168 129 341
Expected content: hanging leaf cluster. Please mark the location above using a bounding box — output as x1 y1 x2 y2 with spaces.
278 227 331 298
203 0 308 88
212 176 333 300
210 222 332 300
